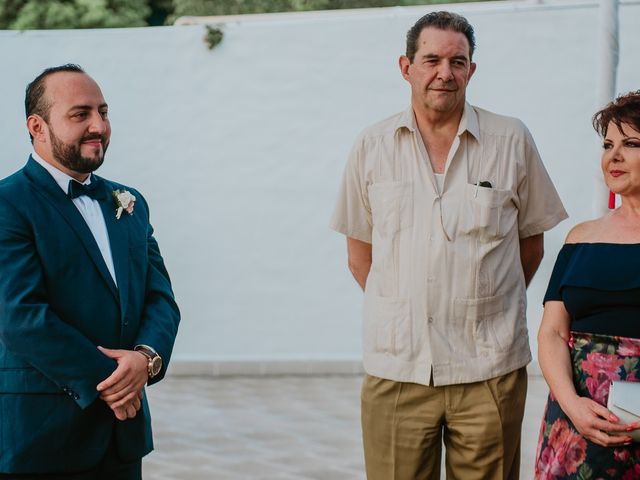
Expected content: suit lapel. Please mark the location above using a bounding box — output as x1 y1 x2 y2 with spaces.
24 157 119 302
99 191 130 316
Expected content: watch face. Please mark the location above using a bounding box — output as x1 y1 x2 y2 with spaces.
150 356 163 377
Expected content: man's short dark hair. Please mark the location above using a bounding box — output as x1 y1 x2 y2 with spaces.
405 11 476 63
25 64 85 120
25 64 85 142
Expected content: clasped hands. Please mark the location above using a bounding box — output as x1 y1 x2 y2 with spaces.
96 346 149 421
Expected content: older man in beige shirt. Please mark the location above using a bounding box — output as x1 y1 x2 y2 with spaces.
331 11 567 480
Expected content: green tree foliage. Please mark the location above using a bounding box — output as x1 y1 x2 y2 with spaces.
148 0 172 25
0 0 486 29
171 0 290 17
0 0 151 29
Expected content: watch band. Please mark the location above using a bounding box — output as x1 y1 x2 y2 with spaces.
134 344 163 379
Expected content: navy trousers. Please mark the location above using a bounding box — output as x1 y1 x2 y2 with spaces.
0 435 142 480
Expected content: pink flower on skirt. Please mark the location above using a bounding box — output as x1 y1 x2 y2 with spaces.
621 464 640 480
585 374 614 406
615 448 631 463
581 353 625 381
618 338 640 357
537 419 588 478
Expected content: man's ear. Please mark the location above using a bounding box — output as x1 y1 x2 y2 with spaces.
27 114 47 143
399 55 411 81
468 62 477 81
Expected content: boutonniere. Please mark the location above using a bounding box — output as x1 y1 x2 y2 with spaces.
112 189 136 220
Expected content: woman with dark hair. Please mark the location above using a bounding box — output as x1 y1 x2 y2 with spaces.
534 91 640 479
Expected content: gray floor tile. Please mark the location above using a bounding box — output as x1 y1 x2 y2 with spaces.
142 374 549 479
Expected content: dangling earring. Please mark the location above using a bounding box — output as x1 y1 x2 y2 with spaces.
608 191 615 209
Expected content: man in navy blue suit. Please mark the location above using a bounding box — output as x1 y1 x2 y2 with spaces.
0 64 180 479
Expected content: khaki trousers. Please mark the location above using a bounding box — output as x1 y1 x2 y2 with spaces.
361 367 527 480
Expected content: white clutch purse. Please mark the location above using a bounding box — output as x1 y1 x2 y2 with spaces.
607 381 640 442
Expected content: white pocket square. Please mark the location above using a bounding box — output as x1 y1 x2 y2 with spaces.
607 381 640 442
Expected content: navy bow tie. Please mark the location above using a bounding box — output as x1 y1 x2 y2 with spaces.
67 177 107 201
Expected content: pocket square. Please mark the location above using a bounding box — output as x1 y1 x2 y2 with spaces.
608 381 640 442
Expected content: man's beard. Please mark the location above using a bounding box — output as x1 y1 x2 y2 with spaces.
49 127 108 174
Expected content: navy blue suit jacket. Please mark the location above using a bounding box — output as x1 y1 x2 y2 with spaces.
0 157 180 474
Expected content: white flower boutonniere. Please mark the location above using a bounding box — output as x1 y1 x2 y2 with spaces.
112 189 136 220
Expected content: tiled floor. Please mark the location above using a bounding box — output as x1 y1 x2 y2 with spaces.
143 375 549 479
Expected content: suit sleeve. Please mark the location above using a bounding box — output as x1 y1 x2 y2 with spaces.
133 194 180 385
0 197 116 409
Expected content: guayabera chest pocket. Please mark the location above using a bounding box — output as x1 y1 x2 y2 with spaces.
460 184 513 241
368 181 413 237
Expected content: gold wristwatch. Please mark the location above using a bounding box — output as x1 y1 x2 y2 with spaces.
134 344 162 379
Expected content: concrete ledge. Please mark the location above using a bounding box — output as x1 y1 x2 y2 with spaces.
168 359 365 377
167 358 543 378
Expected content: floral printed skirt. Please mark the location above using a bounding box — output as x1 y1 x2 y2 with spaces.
534 332 640 479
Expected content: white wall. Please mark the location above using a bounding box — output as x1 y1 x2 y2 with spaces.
0 0 638 373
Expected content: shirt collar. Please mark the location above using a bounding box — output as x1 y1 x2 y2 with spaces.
460 102 480 141
396 101 480 142
31 150 91 194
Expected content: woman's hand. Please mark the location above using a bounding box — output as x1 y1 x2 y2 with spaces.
563 395 634 447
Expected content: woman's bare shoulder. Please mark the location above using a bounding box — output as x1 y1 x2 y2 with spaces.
565 219 604 244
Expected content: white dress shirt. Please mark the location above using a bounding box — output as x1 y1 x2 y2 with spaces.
32 152 117 286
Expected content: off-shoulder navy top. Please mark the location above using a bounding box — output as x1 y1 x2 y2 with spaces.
544 243 640 338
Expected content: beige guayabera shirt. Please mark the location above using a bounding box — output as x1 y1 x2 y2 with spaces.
331 103 568 386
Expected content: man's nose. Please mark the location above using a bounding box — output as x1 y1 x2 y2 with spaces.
88 112 108 133
437 61 454 81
